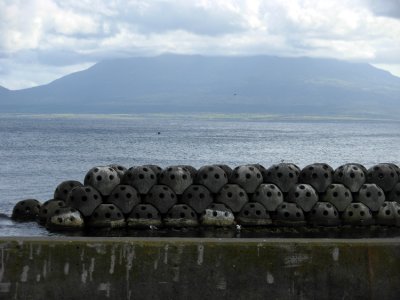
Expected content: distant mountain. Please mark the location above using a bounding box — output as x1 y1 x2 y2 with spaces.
1 54 400 117
0 86 9 95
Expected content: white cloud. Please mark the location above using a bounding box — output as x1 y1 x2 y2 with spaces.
0 58 95 90
0 0 400 89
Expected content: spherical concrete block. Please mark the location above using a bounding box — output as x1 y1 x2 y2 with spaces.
181 184 213 214
342 203 374 226
54 180 83 201
84 166 120 196
263 163 299 193
308 202 340 226
389 182 400 203
351 163 368 175
164 204 198 227
127 204 162 228
142 164 163 179
88 204 126 228
145 185 177 214
177 165 198 179
287 163 301 174
195 165 228 193
375 202 400 226
237 202 271 226
299 163 334 193
230 165 263 193
216 184 248 213
367 163 399 192
356 183 385 212
108 185 140 215
39 199 66 224
108 164 127 179
322 184 353 212
333 164 366 192
159 166 193 195
46 207 84 231
11 199 41 221
123 166 157 194
200 203 235 227
214 164 233 178
66 186 102 217
252 183 283 212
248 163 267 176
384 163 400 180
273 202 305 226
286 184 318 212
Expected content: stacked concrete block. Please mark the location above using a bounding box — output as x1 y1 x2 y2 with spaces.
11 162 400 232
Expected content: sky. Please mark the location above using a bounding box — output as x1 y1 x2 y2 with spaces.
1 0 400 90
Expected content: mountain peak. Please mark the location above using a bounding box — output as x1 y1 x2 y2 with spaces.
1 55 399 116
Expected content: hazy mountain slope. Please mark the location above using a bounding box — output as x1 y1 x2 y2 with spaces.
1 54 399 116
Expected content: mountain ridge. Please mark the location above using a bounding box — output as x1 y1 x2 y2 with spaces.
1 54 399 116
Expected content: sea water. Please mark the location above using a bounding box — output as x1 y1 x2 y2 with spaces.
1 113 399 236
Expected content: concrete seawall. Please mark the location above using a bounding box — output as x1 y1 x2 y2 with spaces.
1 237 400 299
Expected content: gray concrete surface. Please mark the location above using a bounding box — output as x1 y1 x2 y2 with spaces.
0 237 400 299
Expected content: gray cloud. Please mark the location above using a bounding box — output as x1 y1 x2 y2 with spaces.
365 0 400 19
0 0 400 89
120 2 246 36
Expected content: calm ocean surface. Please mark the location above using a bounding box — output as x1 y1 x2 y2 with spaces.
1 113 400 236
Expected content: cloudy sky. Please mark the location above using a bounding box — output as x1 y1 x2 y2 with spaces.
1 0 400 90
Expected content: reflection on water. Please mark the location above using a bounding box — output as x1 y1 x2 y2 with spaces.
2 215 400 238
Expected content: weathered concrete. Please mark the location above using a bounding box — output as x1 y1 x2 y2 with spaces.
0 237 400 299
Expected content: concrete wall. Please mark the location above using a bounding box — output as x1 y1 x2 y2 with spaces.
0 237 400 299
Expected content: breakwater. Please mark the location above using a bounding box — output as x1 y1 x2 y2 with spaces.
1 237 400 299
10 162 400 231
